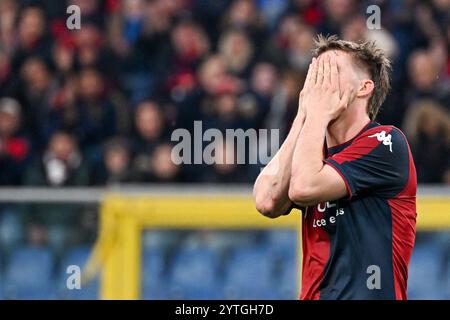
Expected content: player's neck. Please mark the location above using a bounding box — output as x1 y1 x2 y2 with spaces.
326 105 371 148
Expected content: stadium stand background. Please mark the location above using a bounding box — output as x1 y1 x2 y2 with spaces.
0 0 449 299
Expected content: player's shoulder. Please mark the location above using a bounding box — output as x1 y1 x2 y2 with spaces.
354 123 410 154
359 123 401 136
358 124 408 143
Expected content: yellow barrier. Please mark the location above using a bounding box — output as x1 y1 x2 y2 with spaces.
85 195 450 300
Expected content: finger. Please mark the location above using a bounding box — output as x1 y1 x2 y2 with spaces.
304 57 317 89
330 55 339 89
303 62 313 89
308 59 318 88
323 55 331 87
316 55 325 86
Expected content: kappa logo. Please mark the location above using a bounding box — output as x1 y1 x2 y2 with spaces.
369 130 393 152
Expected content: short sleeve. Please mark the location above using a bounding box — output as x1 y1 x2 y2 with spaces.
324 127 411 199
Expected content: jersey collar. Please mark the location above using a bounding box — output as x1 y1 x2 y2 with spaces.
326 121 379 155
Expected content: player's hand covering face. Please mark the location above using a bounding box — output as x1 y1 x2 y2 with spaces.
300 52 357 121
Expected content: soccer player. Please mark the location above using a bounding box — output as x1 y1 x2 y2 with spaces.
253 35 417 300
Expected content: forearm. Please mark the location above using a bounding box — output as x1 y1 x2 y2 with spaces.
289 113 329 205
254 111 306 217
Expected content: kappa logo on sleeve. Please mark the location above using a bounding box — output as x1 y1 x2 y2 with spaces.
368 130 393 152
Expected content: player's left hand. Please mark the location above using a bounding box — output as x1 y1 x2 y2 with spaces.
303 54 355 123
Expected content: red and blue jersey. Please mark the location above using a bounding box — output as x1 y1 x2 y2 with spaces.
300 122 417 300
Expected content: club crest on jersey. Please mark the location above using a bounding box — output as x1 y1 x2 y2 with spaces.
368 130 393 152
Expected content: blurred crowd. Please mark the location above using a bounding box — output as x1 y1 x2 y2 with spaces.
0 0 449 187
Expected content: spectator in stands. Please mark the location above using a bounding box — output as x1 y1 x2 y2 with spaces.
265 69 305 139
15 57 61 150
317 0 357 35
259 14 299 67
163 20 210 106
52 41 76 77
130 0 173 78
0 49 13 97
74 67 120 161
73 22 121 77
210 86 270 132
0 0 448 186
290 0 324 27
218 29 254 79
201 139 251 183
447 22 450 76
242 62 279 129
198 55 241 98
93 137 132 185
135 143 182 183
256 0 289 31
172 54 238 181
250 62 278 101
222 0 267 48
341 15 399 60
176 55 243 132
24 131 89 187
23 131 89 252
404 100 450 184
12 6 52 71
68 0 104 27
110 0 147 52
406 50 450 109
170 20 210 76
0 98 31 185
131 100 169 179
286 24 315 72
0 0 17 54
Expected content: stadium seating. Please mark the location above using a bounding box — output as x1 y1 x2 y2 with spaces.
265 230 297 260
58 246 99 300
0 255 3 300
0 209 23 252
408 237 445 299
0 230 447 300
141 247 168 300
223 246 279 299
3 247 56 299
168 247 223 299
277 255 299 300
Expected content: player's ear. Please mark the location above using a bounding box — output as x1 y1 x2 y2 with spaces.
356 79 374 98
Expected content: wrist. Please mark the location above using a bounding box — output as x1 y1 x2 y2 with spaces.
306 111 331 129
295 109 306 124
